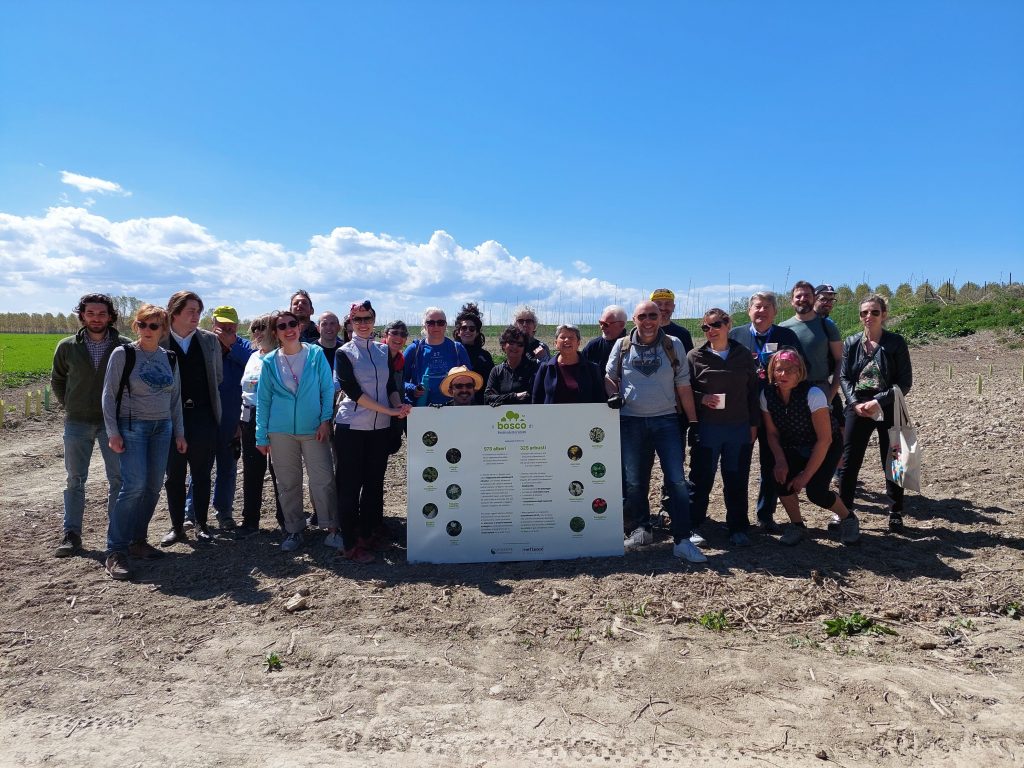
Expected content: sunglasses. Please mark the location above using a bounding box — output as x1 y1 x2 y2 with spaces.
860 309 881 317
276 319 299 330
701 320 727 332
516 318 537 325
425 319 447 327
351 315 375 324
388 330 409 338
457 325 477 333
250 325 266 333
136 321 162 331
635 312 660 321
451 382 475 391
598 319 623 327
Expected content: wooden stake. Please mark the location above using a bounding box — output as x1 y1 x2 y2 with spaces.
948 364 953 381
977 374 983 395
35 390 43 416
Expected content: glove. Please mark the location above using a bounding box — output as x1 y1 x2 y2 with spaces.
687 423 700 449
606 395 624 410
489 399 502 407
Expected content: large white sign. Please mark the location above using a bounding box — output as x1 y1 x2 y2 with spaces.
407 404 625 564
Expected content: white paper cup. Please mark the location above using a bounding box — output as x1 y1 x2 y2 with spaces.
713 393 726 409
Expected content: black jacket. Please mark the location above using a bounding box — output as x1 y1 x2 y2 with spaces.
840 330 912 408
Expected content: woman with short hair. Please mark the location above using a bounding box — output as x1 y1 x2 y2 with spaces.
403 307 471 406
485 326 539 405
513 306 551 362
100 304 187 580
839 294 913 531
255 309 339 553
532 324 605 404
761 349 859 545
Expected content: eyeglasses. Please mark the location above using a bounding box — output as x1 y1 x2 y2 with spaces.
276 319 299 330
701 320 727 332
136 321 162 331
452 382 475 390
860 309 881 317
516 318 537 325
425 319 447 327
388 330 409 338
635 312 660 322
351 315 375 324
816 296 836 303
598 319 623 327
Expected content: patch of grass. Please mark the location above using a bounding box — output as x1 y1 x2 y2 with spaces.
697 610 729 631
265 651 283 672
625 599 651 620
0 333 66 389
786 634 822 650
894 299 1024 342
823 612 896 638
942 617 975 636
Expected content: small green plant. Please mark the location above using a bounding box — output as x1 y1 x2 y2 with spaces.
823 612 896 638
625 599 650 620
568 626 582 642
1002 601 1021 620
787 634 822 650
265 651 283 672
942 617 975 636
698 611 729 631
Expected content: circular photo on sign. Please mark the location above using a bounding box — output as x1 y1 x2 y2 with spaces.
446 520 463 537
445 448 462 465
422 466 438 483
422 503 438 519
446 484 462 500
569 480 584 497
422 431 438 447
569 516 586 533
592 498 607 514
567 445 583 461
589 427 605 443
590 462 606 479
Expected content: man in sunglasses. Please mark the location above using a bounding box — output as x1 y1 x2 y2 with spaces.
160 290 224 546
582 305 628 372
51 293 128 557
605 301 702 562
439 366 485 406
781 281 842 400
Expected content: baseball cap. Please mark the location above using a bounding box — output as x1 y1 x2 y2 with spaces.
814 284 836 296
212 305 240 323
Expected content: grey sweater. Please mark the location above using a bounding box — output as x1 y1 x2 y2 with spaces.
101 344 184 439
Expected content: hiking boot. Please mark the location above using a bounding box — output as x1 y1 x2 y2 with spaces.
281 532 303 552
342 545 375 564
160 527 188 547
780 523 806 546
672 538 708 563
756 519 783 535
55 530 82 558
888 512 904 532
104 552 131 581
234 524 260 540
728 531 752 547
217 517 238 532
623 527 654 550
840 515 861 545
826 513 842 532
128 540 165 560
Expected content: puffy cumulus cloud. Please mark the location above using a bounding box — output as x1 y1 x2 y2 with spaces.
0 206 759 323
60 171 132 196
572 260 592 274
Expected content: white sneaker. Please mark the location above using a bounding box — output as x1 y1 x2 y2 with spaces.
673 539 708 563
281 532 302 552
324 532 343 549
624 527 654 550
689 531 707 547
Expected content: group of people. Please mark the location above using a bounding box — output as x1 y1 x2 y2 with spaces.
51 281 911 579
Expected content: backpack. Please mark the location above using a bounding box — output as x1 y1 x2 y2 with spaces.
115 345 177 423
614 330 682 413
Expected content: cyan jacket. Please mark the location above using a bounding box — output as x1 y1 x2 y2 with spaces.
255 343 334 445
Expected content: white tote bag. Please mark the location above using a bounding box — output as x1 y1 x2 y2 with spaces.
886 385 921 492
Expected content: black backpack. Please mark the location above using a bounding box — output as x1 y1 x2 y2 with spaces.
115 345 177 422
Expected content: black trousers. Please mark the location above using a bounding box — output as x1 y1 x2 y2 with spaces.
776 440 842 510
334 426 391 548
165 406 217 528
839 404 904 514
239 417 284 529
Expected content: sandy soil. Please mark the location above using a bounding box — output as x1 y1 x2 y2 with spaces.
1 335 1022 767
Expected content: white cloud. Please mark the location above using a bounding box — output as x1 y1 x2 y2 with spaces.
573 260 591 274
0 206 760 323
60 170 132 197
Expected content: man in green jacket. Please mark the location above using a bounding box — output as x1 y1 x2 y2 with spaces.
51 294 127 557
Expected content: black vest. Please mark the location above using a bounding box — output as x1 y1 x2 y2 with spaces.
169 336 211 407
764 381 839 448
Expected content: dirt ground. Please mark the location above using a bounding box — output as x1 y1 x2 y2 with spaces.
1 334 1022 767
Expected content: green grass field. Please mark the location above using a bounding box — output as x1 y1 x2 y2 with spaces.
0 333 65 388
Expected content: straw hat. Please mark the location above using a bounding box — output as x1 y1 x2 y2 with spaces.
439 365 484 396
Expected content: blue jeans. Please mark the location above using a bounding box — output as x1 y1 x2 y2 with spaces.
621 414 691 542
689 422 753 534
63 420 122 534
754 422 778 523
107 418 172 554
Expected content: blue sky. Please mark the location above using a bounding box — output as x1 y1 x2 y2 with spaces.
1 1 1021 323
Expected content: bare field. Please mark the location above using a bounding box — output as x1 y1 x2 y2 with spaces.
1 335 1022 767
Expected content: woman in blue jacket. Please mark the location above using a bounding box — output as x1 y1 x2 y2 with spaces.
256 309 340 553
532 324 605 404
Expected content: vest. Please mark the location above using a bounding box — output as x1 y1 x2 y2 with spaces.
764 381 839 448
170 336 211 407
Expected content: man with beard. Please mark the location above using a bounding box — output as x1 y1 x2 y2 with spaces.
781 281 842 398
51 294 127 556
290 289 320 343
650 288 694 354
438 366 484 406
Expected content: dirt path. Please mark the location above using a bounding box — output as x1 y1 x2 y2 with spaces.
1 336 1022 767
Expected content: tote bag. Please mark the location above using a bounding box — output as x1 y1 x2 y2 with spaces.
886 385 921 492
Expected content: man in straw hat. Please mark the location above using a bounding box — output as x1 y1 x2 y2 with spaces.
438 366 484 407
